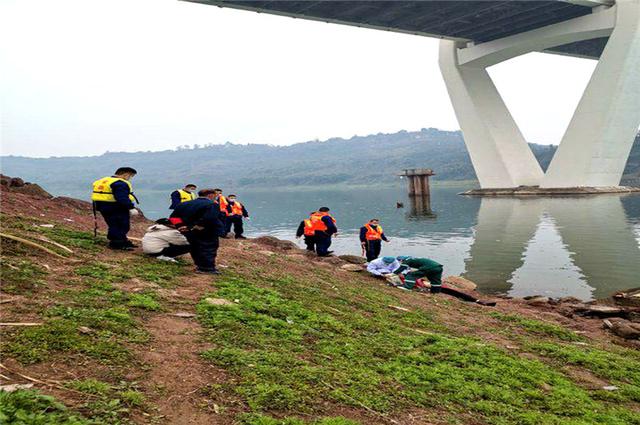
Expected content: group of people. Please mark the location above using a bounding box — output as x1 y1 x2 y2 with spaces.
91 167 488 302
91 168 249 274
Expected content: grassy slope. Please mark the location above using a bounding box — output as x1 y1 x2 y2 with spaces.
2 211 640 424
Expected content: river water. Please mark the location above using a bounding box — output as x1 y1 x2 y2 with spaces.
130 186 640 301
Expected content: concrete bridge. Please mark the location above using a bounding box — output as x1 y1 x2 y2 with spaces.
186 0 640 189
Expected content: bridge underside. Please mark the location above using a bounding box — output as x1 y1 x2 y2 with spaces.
186 0 640 189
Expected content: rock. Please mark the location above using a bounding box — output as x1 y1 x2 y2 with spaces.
253 236 298 251
78 326 94 334
613 287 640 307
338 255 367 265
340 264 363 272
203 298 234 306
9 177 25 187
525 296 550 305
13 183 53 199
0 383 34 392
172 312 196 318
0 174 10 187
258 250 276 257
569 303 625 317
602 386 619 391
443 276 477 291
318 256 343 265
603 318 640 339
558 296 582 304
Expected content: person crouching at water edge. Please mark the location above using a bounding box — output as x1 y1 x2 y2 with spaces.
360 218 390 262
394 256 443 293
142 218 190 262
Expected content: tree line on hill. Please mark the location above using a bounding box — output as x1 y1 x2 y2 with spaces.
2 128 638 195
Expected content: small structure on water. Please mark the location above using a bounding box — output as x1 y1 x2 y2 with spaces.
398 168 436 218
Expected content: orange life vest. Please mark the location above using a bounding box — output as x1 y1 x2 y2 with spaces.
309 212 336 232
217 195 229 212
364 223 383 240
303 218 315 236
229 201 243 216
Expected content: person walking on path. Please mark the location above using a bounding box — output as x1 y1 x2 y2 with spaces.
359 218 389 262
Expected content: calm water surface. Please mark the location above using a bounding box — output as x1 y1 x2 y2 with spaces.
129 186 640 301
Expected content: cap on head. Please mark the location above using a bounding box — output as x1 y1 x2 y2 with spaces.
382 256 395 264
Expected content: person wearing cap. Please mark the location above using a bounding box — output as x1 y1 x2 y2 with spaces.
366 256 400 277
394 256 444 293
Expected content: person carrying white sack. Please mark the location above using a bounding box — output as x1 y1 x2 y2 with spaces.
142 218 190 262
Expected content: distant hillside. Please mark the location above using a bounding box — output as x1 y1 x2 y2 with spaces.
2 128 639 195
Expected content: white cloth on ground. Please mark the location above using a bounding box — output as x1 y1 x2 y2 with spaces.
366 258 400 276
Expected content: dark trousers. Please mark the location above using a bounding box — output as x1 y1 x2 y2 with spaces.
404 266 443 291
99 208 130 248
225 215 244 237
364 240 382 262
303 235 315 252
149 244 191 258
219 215 228 236
315 234 332 256
186 231 219 271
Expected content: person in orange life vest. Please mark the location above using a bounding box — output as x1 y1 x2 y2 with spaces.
296 212 317 252
213 188 229 237
359 218 389 262
91 167 139 250
225 194 249 239
310 207 338 257
169 184 197 209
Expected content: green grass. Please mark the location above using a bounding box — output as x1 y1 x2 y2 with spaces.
0 389 91 424
489 312 585 341
0 258 48 294
197 273 640 424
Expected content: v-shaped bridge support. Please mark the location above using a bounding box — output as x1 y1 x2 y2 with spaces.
439 0 640 189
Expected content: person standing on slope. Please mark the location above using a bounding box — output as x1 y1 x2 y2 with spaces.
91 167 139 250
359 218 389 262
225 194 249 239
310 207 337 257
169 184 197 209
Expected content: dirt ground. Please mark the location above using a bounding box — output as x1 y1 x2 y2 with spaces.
1 186 636 424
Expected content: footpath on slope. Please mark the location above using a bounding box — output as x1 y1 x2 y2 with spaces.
1 180 640 425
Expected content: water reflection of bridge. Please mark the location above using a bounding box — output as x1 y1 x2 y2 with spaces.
463 195 640 300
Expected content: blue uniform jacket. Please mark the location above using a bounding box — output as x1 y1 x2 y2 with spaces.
170 198 225 236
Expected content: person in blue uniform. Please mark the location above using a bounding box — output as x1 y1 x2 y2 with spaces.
310 207 338 257
91 167 139 250
169 184 197 209
225 194 249 239
170 188 225 274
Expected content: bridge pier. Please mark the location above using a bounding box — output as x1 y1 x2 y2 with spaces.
440 1 640 190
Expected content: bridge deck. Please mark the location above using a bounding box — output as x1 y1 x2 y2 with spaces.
186 0 609 59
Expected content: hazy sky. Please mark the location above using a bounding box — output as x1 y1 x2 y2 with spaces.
0 0 598 158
